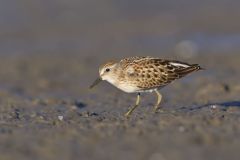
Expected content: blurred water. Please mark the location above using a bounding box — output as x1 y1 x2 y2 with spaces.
0 0 240 56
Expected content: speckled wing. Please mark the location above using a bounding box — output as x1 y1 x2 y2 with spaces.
121 57 202 89
119 56 150 67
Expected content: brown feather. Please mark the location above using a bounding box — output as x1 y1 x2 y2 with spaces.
116 57 202 90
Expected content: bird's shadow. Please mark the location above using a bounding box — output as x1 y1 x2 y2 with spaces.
179 101 240 112
218 101 240 107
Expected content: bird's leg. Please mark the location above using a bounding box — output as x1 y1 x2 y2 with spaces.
153 90 162 112
125 93 141 117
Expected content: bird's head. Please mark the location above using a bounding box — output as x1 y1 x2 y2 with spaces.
90 61 117 88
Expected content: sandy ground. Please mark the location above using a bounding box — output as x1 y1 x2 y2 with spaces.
0 53 239 160
1 1 240 160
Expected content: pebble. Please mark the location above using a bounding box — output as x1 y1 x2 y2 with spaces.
210 105 217 109
58 115 64 121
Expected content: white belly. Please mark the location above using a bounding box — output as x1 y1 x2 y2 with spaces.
115 83 140 93
105 77 159 93
113 83 158 93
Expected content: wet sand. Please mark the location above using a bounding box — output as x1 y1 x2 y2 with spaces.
0 53 239 160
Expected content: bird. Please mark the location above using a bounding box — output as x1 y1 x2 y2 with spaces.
90 56 203 117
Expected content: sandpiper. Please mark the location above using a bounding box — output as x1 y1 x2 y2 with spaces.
90 56 203 117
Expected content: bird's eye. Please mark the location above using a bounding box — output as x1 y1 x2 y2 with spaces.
105 68 110 72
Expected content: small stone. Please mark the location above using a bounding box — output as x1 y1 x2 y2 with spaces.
210 105 217 109
222 83 230 92
58 115 64 121
74 100 86 109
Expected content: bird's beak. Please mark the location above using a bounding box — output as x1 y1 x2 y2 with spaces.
89 77 102 89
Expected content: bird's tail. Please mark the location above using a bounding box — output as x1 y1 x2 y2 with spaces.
177 64 204 76
192 64 205 70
